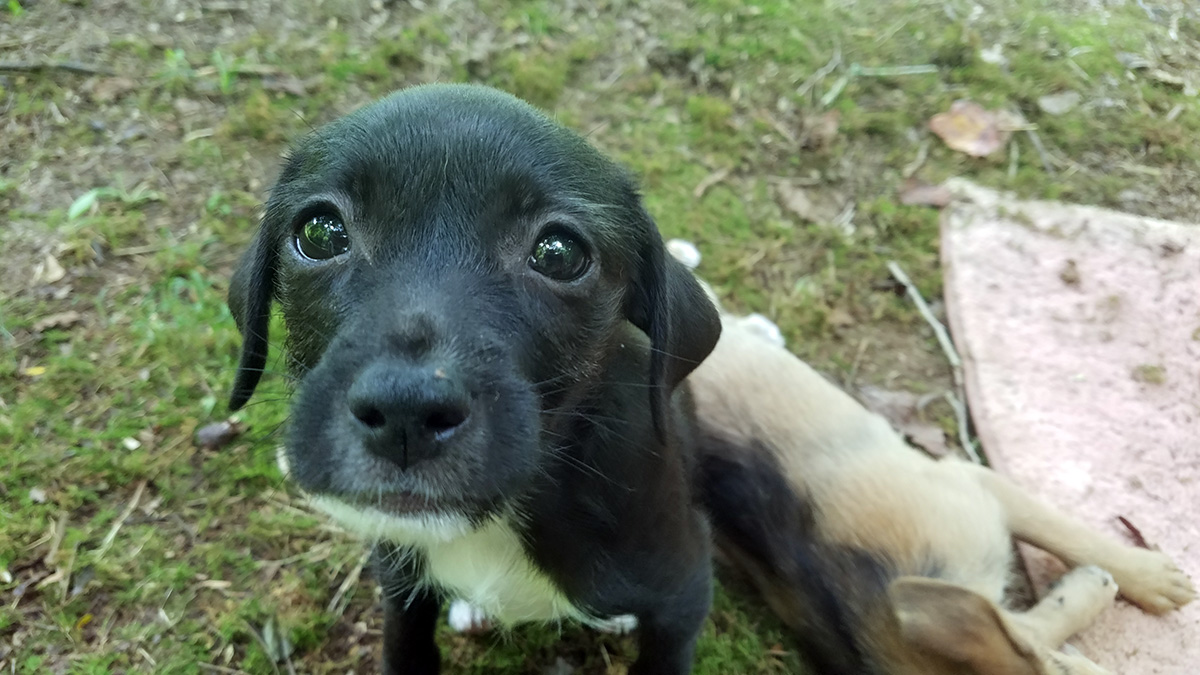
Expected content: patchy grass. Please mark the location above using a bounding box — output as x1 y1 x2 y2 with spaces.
2 0 1198 672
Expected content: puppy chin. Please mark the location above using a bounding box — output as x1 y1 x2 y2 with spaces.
308 495 474 546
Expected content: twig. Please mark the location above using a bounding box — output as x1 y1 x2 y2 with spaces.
758 110 797 144
1117 516 1151 549
844 337 871 390
850 63 938 77
1023 129 1056 176
199 664 251 675
97 480 147 559
0 60 115 76
902 139 930 179
1008 137 1020 179
241 620 282 675
796 43 842 99
327 549 371 616
43 512 69 565
693 167 731 199
886 261 981 464
819 74 850 108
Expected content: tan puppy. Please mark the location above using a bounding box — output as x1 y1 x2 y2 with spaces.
688 296 1195 674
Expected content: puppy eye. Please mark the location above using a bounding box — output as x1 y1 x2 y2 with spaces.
295 214 350 260
529 230 589 281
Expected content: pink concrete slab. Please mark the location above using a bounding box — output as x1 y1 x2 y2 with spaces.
940 179 1199 674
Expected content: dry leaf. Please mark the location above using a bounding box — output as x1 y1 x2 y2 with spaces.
898 179 953 208
86 77 137 104
1037 91 1081 116
33 311 83 333
801 110 841 150
776 183 847 225
928 100 1012 157
34 254 66 285
195 419 247 450
262 74 309 97
857 385 951 457
827 307 855 329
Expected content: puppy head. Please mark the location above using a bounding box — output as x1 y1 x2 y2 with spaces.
228 84 719 534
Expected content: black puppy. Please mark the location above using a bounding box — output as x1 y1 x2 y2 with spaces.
227 84 721 674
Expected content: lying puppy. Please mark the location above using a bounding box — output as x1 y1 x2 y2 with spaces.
226 84 721 674
687 287 1196 673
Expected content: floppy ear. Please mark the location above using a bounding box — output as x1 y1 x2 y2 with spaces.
626 229 722 438
890 577 1042 675
227 226 278 411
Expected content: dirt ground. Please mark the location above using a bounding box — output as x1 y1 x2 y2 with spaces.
2 0 1198 673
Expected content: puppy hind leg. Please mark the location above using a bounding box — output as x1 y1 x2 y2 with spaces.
1044 644 1113 675
968 464 1196 614
1008 565 1117 649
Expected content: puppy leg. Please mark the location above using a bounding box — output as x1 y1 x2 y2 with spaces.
374 544 441 675
1009 565 1118 649
1044 644 1113 675
968 463 1196 614
630 559 713 675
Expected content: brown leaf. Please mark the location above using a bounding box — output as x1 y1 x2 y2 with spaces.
826 307 855 329
262 74 308 97
32 310 83 333
928 100 1012 157
801 110 841 150
85 77 137 104
898 179 953 208
195 419 247 450
776 183 847 225
857 385 951 457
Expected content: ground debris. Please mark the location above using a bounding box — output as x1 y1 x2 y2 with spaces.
195 419 246 450
928 100 1019 157
857 385 951 458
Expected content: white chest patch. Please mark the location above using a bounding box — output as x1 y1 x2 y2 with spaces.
308 496 591 627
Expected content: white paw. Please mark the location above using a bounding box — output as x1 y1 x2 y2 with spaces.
740 313 785 347
666 239 702 269
1111 549 1197 614
592 613 638 635
447 599 492 634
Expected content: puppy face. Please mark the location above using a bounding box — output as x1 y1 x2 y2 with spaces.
228 84 718 533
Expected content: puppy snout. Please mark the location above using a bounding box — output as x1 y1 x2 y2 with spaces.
347 360 471 469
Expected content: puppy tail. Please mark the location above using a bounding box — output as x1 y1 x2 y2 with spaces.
696 438 883 675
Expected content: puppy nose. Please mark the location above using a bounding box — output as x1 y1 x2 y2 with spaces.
347 361 471 469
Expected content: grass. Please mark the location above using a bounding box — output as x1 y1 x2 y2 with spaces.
2 0 1197 672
